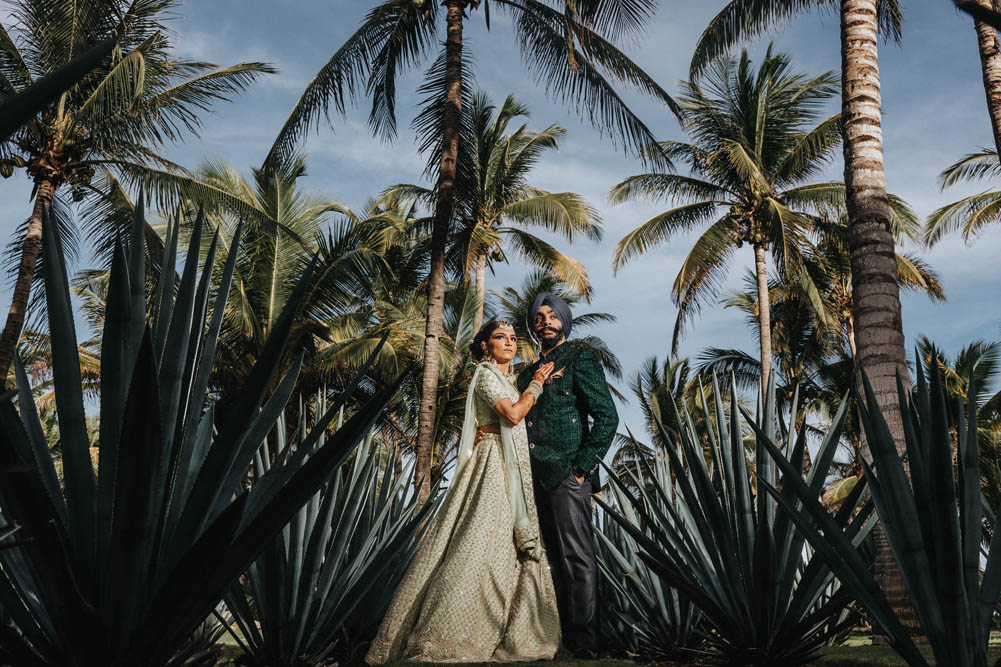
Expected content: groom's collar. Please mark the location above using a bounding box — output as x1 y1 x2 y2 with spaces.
539 340 571 361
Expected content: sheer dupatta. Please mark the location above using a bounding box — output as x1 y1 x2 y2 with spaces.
455 362 541 561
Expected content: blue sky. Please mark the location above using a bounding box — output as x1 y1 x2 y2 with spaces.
1 0 999 441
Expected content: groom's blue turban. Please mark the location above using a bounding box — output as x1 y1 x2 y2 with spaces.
528 292 573 341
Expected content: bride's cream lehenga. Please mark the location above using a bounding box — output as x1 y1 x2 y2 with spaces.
365 362 561 663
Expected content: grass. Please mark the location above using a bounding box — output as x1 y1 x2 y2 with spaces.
810 634 1001 666
209 634 1001 666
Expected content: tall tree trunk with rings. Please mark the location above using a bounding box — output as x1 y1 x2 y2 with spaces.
415 0 465 504
753 242 772 385
840 0 921 636
0 177 56 383
973 0 1001 162
472 249 488 334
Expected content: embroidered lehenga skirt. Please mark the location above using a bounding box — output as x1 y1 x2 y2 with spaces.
366 369 560 663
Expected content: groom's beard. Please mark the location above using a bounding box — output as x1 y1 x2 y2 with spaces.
537 327 564 352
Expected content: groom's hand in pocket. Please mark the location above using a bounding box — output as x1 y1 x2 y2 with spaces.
474 423 499 447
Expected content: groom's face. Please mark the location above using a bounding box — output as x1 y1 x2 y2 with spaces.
533 305 564 348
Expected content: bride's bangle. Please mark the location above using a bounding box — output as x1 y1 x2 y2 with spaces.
524 380 544 400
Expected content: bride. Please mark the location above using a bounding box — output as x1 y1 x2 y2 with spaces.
366 319 561 663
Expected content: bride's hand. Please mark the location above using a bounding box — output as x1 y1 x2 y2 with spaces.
532 361 556 384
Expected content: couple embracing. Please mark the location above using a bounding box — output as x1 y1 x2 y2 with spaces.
366 293 619 663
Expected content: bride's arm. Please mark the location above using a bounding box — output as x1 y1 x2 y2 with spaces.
492 362 555 425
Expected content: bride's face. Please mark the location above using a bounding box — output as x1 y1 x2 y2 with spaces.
485 326 518 364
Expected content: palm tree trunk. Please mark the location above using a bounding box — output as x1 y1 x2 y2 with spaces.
0 178 56 384
753 242 772 385
415 0 465 504
472 249 487 334
973 0 1001 161
840 0 921 636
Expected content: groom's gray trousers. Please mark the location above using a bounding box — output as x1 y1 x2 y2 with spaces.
534 474 600 652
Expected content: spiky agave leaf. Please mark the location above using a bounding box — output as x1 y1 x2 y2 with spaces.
760 356 1001 666
596 373 872 664
0 195 399 667
224 414 443 666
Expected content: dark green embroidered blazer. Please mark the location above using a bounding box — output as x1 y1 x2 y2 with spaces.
517 341 618 490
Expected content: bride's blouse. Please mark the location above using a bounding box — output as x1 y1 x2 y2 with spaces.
473 363 520 429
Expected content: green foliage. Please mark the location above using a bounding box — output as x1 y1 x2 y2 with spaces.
382 90 603 301
0 37 116 141
927 148 1001 245
0 0 273 263
224 408 440 666
263 0 676 171
0 200 398 666
610 46 847 356
597 374 873 665
594 459 702 657
758 354 1001 666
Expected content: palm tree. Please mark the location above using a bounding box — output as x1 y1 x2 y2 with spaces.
700 235 943 417
383 90 603 333
961 0 1001 163
0 0 274 382
175 156 386 401
611 47 842 384
689 0 917 632
264 0 675 501
926 148 1001 244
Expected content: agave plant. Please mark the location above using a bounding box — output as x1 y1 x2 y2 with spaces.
223 402 440 666
596 375 873 665
167 606 231 667
758 355 1001 666
0 199 398 667
594 459 702 657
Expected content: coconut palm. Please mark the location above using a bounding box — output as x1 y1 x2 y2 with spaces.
180 155 373 400
0 0 274 382
611 47 842 384
926 149 1001 245
955 0 1001 162
689 0 916 630
382 90 603 333
266 0 675 501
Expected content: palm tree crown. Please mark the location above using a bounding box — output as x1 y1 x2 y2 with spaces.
383 90 603 331
611 47 844 372
0 0 273 381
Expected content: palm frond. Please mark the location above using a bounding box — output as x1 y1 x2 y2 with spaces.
896 253 946 301
773 113 842 184
263 1 438 168
501 191 603 242
925 190 1001 246
608 173 731 204
502 228 593 300
671 216 739 355
612 201 723 272
939 149 1001 188
497 0 679 166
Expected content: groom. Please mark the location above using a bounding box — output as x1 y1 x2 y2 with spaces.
517 293 618 658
